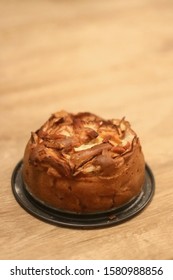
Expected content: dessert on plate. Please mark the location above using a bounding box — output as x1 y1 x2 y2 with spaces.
22 111 145 213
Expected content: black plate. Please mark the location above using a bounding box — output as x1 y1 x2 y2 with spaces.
11 160 155 229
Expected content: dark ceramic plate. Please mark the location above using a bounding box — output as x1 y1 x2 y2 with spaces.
11 160 155 229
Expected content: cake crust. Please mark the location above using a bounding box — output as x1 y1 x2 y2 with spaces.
22 111 145 213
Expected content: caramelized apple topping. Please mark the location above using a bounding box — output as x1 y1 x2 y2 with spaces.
28 111 136 177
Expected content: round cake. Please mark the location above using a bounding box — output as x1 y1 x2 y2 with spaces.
22 111 145 213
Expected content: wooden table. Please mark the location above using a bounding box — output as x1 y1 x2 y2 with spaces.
1 0 173 260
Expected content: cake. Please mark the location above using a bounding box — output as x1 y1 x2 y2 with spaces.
22 111 145 213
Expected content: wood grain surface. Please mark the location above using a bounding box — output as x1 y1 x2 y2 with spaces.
0 0 173 260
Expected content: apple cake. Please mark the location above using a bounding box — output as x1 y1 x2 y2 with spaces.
22 111 145 213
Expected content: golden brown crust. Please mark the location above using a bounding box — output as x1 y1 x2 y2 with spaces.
22 111 145 213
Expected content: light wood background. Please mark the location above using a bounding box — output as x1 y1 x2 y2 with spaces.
1 0 173 260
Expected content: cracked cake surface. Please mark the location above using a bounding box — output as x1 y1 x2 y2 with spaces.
22 111 145 213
